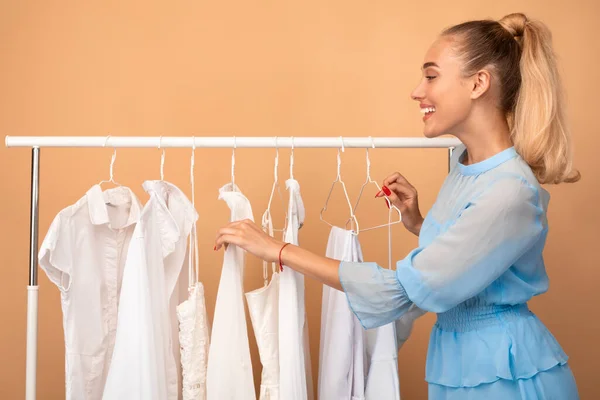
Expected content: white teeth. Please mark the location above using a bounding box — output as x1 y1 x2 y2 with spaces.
420 107 436 114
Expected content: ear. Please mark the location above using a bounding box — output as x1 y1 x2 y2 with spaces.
470 69 492 100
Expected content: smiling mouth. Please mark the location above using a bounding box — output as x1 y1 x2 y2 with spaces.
420 106 436 120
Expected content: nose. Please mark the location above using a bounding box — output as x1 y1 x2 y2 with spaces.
411 80 426 101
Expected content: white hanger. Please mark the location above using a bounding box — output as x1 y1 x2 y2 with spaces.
231 136 237 190
261 197 278 286
158 135 166 181
263 137 288 234
289 136 295 180
347 136 402 232
188 137 200 288
320 136 359 235
98 135 122 188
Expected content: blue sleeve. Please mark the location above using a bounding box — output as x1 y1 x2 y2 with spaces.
338 176 544 328
396 177 545 313
339 261 414 330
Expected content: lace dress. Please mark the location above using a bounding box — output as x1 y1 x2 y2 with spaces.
177 192 210 400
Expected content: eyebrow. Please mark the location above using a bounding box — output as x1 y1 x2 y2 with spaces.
422 62 439 69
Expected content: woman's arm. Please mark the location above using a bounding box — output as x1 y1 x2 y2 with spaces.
214 219 414 329
214 175 544 330
282 244 343 290
214 219 343 290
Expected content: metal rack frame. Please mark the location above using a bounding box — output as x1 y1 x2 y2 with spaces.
5 135 460 399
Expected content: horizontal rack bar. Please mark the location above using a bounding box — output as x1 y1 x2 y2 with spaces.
5 136 461 149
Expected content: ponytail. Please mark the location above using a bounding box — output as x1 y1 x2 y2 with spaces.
443 13 580 184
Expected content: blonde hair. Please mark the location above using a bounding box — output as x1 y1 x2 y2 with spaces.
443 13 580 184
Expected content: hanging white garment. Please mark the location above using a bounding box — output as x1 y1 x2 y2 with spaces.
39 185 142 400
171 239 192 399
319 226 367 400
319 226 401 400
245 210 281 400
278 178 313 400
177 219 210 400
394 304 426 350
364 323 400 399
206 183 256 400
102 181 196 400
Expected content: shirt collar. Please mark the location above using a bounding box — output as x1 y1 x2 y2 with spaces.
142 180 198 222
86 184 142 227
457 146 518 176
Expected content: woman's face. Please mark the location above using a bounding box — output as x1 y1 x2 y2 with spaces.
410 37 474 138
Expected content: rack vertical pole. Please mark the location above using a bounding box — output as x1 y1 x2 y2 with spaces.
26 147 40 400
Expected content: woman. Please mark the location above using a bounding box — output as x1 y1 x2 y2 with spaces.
214 13 580 399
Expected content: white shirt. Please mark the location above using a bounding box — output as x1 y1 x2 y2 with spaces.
39 185 142 400
102 181 197 400
278 179 313 400
206 183 256 400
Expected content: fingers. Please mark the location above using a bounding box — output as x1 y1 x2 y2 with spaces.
215 234 243 251
377 172 416 198
386 181 417 200
383 172 402 187
374 182 417 212
383 172 414 189
379 183 402 211
214 219 258 250
392 174 415 191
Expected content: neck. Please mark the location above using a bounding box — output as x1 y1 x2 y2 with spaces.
456 111 513 165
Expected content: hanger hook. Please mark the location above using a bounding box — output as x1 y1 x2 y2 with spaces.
191 135 196 175
104 135 117 182
274 137 279 183
339 136 345 152
366 136 375 180
158 135 165 180
190 135 196 207
290 136 295 179
336 149 342 180
231 136 236 186
110 150 117 182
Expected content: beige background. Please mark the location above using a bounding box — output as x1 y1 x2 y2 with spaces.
1 1 598 398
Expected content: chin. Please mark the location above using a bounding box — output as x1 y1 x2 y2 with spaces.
423 128 443 138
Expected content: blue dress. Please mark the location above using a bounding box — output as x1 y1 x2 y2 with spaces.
339 145 579 399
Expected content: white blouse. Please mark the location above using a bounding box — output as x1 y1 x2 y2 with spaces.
39 185 142 400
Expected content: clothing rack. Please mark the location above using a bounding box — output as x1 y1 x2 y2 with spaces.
4 135 461 400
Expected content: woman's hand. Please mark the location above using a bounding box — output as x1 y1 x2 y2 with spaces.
214 219 343 290
214 219 285 262
376 172 424 236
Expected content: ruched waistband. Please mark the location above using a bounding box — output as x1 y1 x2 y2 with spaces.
435 302 532 332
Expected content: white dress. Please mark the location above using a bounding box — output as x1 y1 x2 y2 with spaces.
177 218 210 400
245 210 281 399
206 183 256 400
278 178 313 400
102 181 197 400
319 226 401 400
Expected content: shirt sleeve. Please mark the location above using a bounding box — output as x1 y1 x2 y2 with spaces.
339 175 544 329
39 214 72 291
397 176 545 313
339 261 414 330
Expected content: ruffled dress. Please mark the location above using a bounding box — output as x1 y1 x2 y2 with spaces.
339 145 579 399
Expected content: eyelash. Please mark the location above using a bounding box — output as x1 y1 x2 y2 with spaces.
426 76 437 81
